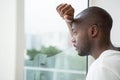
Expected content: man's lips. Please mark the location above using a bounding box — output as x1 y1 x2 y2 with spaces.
73 44 77 50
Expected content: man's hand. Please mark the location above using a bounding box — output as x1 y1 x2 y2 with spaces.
56 3 74 23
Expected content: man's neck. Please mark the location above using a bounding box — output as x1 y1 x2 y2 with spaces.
91 43 116 59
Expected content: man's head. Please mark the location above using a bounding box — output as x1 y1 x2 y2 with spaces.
72 6 113 56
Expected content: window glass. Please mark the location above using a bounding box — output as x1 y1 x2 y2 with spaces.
24 0 88 80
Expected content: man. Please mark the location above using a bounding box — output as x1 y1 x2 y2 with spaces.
56 3 120 80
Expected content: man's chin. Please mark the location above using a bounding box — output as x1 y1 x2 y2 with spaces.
78 52 88 56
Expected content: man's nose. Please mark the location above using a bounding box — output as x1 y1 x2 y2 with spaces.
71 37 76 43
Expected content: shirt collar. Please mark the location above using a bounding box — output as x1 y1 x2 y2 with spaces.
98 49 120 59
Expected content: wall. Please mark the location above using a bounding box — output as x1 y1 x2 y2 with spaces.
0 0 24 80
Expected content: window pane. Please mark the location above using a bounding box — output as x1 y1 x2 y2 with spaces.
24 0 88 80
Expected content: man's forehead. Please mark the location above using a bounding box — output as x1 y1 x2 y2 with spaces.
72 19 81 29
71 22 79 31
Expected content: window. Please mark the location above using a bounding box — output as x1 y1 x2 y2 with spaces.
24 0 88 80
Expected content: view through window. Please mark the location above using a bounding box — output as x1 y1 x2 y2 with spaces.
24 0 88 80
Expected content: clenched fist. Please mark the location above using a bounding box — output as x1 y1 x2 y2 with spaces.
56 3 74 22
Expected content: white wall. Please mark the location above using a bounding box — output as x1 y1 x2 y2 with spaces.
0 0 24 80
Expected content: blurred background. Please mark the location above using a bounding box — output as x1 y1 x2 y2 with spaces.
24 0 88 80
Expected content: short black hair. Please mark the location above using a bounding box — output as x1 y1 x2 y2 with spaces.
75 6 113 34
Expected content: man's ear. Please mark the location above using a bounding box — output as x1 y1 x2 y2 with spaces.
88 24 98 38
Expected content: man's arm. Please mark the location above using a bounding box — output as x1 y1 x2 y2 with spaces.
56 3 74 36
